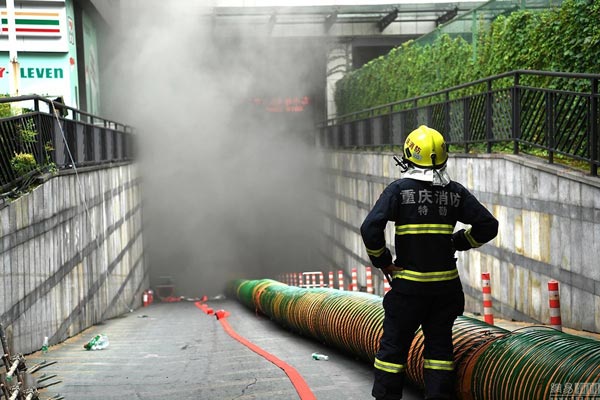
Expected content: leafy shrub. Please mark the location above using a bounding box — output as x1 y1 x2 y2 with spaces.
18 120 37 144
335 0 600 115
0 95 12 118
10 152 37 175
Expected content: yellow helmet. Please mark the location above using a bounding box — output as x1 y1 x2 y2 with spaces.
403 125 448 169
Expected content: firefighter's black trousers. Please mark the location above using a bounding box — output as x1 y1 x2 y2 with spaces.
372 289 464 400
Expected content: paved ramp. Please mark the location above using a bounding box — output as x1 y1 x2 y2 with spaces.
27 299 423 399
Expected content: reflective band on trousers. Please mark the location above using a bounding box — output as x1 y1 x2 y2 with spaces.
423 359 454 371
395 223 454 235
374 358 405 374
391 268 459 282
366 246 386 257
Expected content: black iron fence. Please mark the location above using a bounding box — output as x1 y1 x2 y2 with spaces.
319 70 600 176
0 95 134 196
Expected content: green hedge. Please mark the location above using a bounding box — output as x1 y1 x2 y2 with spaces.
335 0 600 116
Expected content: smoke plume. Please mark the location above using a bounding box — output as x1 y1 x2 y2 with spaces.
100 1 326 296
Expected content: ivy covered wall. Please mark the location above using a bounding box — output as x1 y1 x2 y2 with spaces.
334 0 600 116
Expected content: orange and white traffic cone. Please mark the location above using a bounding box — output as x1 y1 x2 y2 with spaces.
548 280 562 331
365 266 374 294
351 268 358 292
338 270 344 290
481 272 494 325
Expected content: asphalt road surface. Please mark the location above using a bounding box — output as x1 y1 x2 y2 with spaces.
26 299 424 400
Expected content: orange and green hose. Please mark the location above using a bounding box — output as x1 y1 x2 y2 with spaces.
228 279 600 400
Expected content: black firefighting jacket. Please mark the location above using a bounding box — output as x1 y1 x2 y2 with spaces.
360 177 498 295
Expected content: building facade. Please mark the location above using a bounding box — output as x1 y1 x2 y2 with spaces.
0 0 102 114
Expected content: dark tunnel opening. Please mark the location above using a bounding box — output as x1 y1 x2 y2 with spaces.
139 35 328 297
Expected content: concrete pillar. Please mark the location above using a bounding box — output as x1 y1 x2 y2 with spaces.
326 41 352 120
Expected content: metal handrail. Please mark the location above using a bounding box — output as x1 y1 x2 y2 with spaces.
319 70 600 176
0 95 135 197
325 70 600 126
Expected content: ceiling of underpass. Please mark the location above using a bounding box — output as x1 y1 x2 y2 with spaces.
210 1 488 38
94 1 489 45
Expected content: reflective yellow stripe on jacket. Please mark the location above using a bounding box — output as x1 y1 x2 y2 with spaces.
374 358 405 374
391 268 459 282
465 228 483 248
366 246 386 257
395 224 454 235
423 359 454 371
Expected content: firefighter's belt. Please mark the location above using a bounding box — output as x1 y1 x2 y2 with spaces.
391 268 458 282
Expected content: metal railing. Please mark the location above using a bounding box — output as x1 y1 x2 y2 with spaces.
0 95 134 196
319 70 600 176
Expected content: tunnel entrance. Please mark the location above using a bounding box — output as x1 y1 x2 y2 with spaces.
144 35 328 297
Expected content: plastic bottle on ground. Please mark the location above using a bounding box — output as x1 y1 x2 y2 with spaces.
311 352 329 361
42 336 49 353
84 334 109 350
92 334 109 350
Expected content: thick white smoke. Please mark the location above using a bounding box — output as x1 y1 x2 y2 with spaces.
100 1 326 296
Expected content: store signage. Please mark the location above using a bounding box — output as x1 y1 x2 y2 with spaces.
0 11 62 36
20 67 63 78
0 65 64 79
0 6 67 52
0 66 64 79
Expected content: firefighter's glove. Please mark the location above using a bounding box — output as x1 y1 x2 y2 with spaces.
452 229 471 251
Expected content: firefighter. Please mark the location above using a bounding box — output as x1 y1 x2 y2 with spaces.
361 125 498 400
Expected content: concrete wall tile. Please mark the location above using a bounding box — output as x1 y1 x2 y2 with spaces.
528 271 542 321
539 171 559 203
582 221 598 280
595 295 600 332
558 176 578 205
0 165 146 354
494 205 508 251
569 220 583 276
323 151 600 331
522 169 540 200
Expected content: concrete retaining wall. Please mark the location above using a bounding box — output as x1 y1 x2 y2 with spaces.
0 164 148 354
320 150 600 333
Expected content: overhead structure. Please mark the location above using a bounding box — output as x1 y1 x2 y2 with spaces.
206 1 498 121
377 8 398 32
209 3 489 39
267 12 277 35
436 7 459 26
416 0 563 45
324 11 337 33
